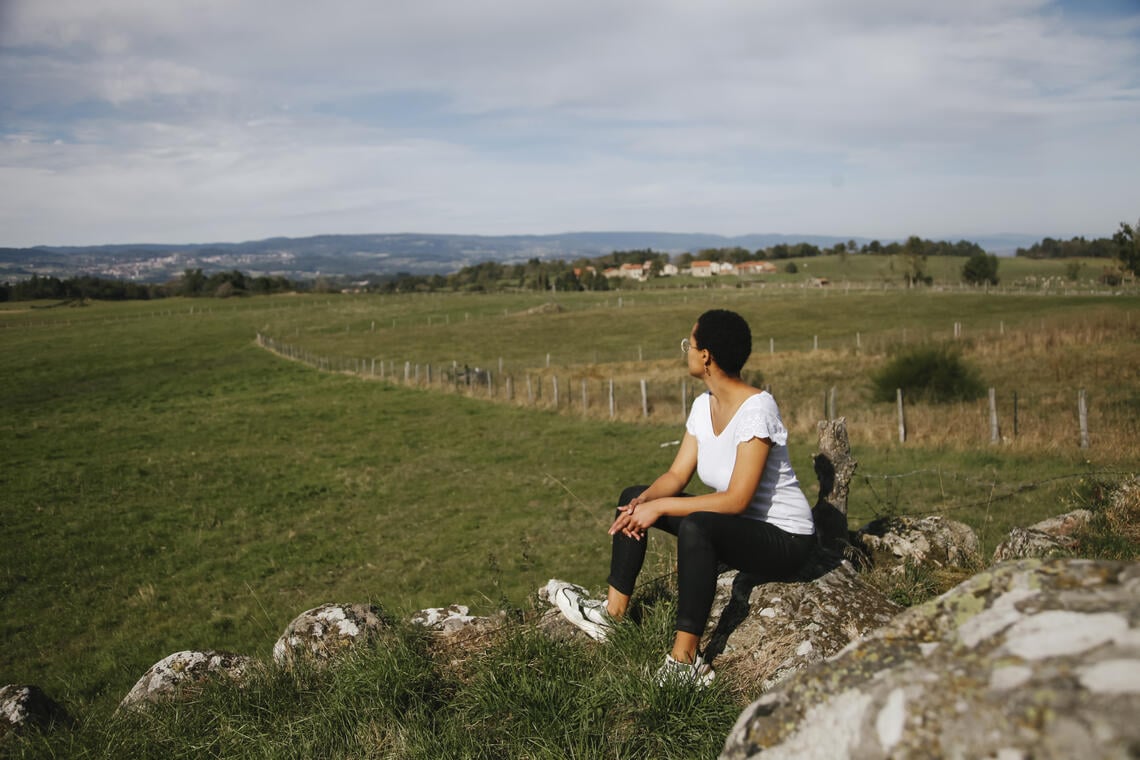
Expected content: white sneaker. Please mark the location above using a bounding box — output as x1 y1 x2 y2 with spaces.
654 653 716 688
552 583 613 642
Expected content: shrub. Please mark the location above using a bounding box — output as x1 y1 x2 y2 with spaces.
871 344 987 404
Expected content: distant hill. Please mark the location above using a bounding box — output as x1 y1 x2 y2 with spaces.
0 231 1040 283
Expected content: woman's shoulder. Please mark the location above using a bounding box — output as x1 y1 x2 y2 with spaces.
741 389 777 411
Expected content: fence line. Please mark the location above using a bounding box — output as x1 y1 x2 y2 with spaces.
256 332 693 422
255 332 1106 447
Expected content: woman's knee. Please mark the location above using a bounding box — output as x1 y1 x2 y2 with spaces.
677 512 716 551
618 484 648 507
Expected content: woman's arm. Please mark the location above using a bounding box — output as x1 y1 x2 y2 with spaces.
617 436 772 536
608 433 698 537
634 433 699 503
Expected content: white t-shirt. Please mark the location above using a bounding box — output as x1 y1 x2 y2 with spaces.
685 391 814 535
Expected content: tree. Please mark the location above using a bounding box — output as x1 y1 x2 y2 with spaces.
901 236 931 287
179 268 206 296
1113 219 1140 276
962 251 999 286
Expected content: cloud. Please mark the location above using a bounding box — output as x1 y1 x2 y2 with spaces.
1 0 1138 245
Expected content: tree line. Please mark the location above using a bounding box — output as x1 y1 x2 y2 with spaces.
4 220 1135 301
0 269 300 303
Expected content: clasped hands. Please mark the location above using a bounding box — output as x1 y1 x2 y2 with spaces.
608 496 658 540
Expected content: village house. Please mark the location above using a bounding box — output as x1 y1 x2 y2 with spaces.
689 260 715 277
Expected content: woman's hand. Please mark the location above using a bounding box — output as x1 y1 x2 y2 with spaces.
609 499 659 540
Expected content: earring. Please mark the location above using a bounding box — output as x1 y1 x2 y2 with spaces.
704 364 711 376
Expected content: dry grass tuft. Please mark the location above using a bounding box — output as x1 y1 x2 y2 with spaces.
1106 477 1140 546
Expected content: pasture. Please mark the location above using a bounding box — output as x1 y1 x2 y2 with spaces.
2 278 1137 719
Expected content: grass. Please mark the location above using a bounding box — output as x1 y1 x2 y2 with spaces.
5 596 740 759
1 285 1137 756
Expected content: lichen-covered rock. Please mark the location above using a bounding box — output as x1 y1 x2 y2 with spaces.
119 651 254 711
703 562 901 692
272 603 389 666
856 515 980 573
411 604 478 633
721 558 1140 760
411 604 507 668
0 684 70 736
411 604 505 646
992 509 1092 562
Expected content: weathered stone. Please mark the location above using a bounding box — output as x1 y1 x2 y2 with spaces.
119 650 254 711
992 509 1093 562
721 558 1140 760
856 515 980 573
272 603 389 666
811 418 858 552
410 604 507 657
703 562 901 692
0 684 70 737
411 604 477 633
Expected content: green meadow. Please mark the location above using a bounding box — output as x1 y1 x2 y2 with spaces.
2 261 1138 741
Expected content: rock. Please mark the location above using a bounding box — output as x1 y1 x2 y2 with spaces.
856 515 980 573
721 558 1140 760
992 509 1093 562
703 562 901 692
0 684 70 737
411 604 478 633
272 603 389 666
411 604 507 658
119 651 254 711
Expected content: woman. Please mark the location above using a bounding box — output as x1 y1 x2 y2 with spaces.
554 309 815 686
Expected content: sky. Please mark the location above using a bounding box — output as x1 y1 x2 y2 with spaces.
1 0 1138 248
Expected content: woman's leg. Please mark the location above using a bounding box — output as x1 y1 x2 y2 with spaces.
606 485 686 618
673 513 814 641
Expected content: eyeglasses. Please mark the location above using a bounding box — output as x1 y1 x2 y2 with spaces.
681 338 693 354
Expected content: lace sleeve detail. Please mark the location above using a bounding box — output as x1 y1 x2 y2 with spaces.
733 398 788 447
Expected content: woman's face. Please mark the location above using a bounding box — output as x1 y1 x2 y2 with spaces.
686 322 706 378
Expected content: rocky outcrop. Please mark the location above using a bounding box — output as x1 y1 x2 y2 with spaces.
0 684 70 737
720 558 1140 760
118 650 255 711
856 514 980 573
272 603 389 666
702 562 901 692
992 509 1093 562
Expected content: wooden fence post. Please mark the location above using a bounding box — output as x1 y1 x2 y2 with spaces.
640 379 649 418
1013 391 1019 437
608 379 615 419
989 387 999 443
897 388 907 443
1079 389 1089 449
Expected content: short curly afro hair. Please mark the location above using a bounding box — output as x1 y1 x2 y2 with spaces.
693 309 752 376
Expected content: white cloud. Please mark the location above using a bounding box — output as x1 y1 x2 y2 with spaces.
1 0 1138 245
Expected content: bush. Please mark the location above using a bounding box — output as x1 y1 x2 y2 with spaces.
871 344 987 404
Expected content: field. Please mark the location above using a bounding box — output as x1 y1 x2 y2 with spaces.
2 260 1138 734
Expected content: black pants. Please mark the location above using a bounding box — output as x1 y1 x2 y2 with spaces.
607 485 815 636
